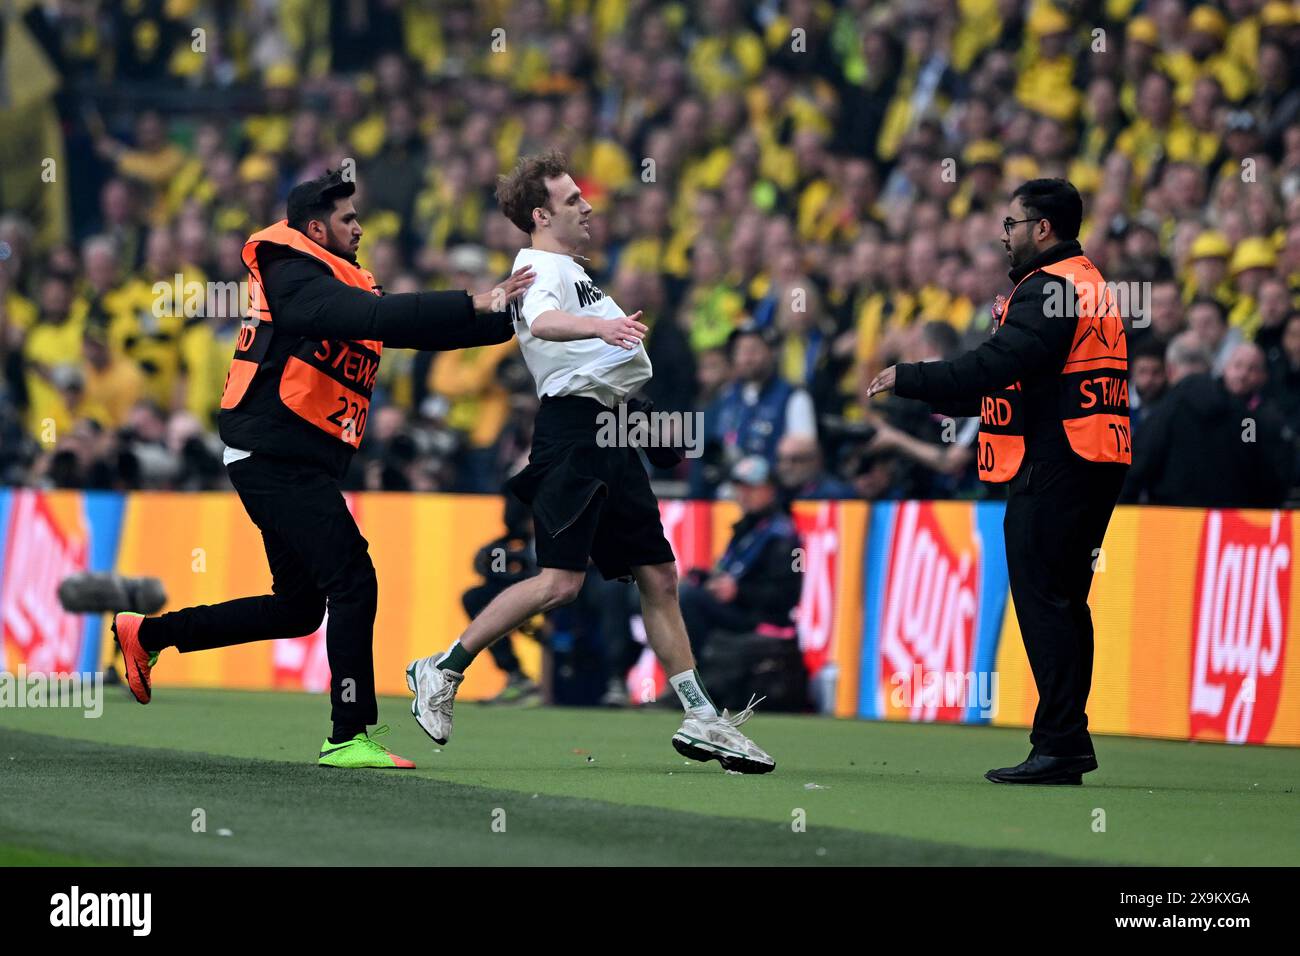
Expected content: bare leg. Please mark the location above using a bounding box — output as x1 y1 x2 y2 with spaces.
630 562 695 676
634 563 774 773
456 567 586 655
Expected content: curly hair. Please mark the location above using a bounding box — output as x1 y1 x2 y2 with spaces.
495 149 570 234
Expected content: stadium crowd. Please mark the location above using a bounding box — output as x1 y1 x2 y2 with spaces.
2 0 1299 509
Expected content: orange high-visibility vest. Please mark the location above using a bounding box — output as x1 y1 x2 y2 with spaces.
220 221 383 449
977 254 1131 482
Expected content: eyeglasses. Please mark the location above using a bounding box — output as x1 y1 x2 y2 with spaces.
1003 216 1043 236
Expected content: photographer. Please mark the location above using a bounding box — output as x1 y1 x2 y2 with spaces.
679 456 803 656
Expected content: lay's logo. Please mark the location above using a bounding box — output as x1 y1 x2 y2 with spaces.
1190 511 1290 744
879 502 979 722
1 491 88 674
793 502 839 676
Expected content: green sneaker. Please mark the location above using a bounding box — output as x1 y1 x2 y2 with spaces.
317 725 416 769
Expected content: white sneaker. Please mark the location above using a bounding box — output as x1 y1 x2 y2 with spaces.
672 695 775 774
405 656 464 745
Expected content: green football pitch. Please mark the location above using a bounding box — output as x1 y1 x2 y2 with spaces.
1 687 1296 866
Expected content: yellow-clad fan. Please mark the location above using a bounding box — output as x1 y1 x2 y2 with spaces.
1182 230 1238 313
104 226 207 411
21 273 84 440
1228 236 1280 339
1160 6 1255 105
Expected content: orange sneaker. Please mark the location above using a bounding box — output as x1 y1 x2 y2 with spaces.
112 612 152 704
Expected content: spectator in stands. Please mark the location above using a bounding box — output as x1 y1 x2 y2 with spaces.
1266 311 1300 482
1225 343 1295 497
695 323 816 499
774 432 854 503
863 321 979 499
1132 277 1186 353
92 111 187 224
1116 211 1171 284
1266 312 1300 420
694 347 731 411
1182 229 1235 310
1255 275 1293 363
77 236 124 338
80 324 143 432
21 273 81 441
1123 343 1291 508
1164 330 1214 386
678 456 802 657
1228 237 1278 338
844 446 904 501
958 244 1010 352
1128 336 1169 436
426 249 521 492
95 179 145 271
1188 297 1243 375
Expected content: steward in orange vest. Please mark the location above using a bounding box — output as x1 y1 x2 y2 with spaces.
889 240 1130 479
218 184 525 478
113 170 534 766
868 179 1129 786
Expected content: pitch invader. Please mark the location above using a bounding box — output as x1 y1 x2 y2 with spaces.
406 150 774 773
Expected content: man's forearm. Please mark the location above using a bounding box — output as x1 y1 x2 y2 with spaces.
530 310 601 341
400 291 514 350
275 271 511 349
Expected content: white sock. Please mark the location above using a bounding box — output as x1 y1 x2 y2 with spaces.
669 669 719 719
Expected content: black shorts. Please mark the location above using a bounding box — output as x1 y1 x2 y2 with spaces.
506 395 676 581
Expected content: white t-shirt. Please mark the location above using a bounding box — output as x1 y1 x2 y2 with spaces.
510 247 652 407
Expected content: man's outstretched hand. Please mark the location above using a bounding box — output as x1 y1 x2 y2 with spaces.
597 311 647 349
865 365 897 398
473 266 535 314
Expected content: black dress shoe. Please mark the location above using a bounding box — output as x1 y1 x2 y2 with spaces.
985 752 1098 785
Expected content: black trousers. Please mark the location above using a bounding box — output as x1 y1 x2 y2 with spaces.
1002 459 1127 757
142 455 378 736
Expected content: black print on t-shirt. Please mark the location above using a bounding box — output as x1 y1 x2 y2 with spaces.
574 280 605 308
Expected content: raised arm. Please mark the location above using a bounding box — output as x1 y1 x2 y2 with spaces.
887 274 1076 402
264 255 532 350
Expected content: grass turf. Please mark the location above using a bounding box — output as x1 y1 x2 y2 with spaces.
1 687 1296 866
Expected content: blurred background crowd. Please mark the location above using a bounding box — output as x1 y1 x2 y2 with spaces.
1 0 1298 509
